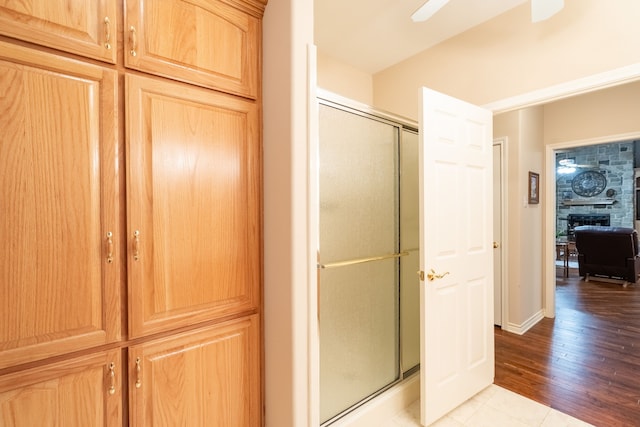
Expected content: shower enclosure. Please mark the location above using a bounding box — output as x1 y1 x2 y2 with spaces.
318 97 420 425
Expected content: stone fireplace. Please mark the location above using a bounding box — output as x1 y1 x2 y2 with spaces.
556 141 635 237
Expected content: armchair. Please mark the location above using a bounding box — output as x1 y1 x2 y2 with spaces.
574 225 640 286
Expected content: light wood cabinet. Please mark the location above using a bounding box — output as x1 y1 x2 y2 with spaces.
0 349 122 426
128 315 260 427
0 41 121 370
0 0 118 63
124 0 262 98
125 73 260 339
0 0 265 425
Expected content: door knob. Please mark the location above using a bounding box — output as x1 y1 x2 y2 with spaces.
427 269 450 281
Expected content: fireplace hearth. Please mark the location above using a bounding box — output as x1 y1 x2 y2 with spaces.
567 213 610 240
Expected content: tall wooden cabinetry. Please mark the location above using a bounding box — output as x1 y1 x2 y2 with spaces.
0 0 265 425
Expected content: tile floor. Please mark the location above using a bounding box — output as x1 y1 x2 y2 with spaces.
390 385 594 427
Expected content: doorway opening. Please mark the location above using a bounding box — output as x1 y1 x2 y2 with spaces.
548 136 640 299
552 140 640 284
493 138 507 328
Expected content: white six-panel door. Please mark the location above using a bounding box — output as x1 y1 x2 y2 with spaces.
419 87 494 426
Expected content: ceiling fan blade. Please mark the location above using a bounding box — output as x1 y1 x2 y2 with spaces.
411 0 450 23
557 159 599 168
531 0 564 23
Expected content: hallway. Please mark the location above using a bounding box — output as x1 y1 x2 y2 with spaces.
494 268 640 426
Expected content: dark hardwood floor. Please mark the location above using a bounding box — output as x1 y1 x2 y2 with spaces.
494 266 640 427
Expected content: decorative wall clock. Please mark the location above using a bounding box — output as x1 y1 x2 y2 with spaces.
571 170 607 197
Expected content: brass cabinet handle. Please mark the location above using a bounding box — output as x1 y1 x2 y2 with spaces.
133 230 140 261
135 357 142 388
106 231 114 264
493 241 499 249
103 17 112 50
427 269 450 281
108 362 116 395
129 26 138 57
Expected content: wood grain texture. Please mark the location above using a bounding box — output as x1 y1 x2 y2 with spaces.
495 267 640 426
218 0 268 18
129 315 260 427
126 74 260 338
0 42 120 370
0 349 122 426
125 0 260 98
0 0 117 63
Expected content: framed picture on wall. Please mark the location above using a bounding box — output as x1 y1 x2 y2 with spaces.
528 171 540 204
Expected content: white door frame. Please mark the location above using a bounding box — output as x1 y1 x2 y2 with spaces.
493 138 508 328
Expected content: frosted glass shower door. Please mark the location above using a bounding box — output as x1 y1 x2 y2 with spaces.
318 103 400 424
400 129 420 373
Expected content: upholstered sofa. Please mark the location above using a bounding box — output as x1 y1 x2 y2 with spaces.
574 225 640 285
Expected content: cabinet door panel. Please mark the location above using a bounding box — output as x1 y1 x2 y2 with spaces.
126 74 260 338
0 42 120 369
0 349 122 427
0 0 117 63
125 0 260 98
129 316 260 427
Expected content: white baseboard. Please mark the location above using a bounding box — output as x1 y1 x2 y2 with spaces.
328 373 419 427
503 309 545 335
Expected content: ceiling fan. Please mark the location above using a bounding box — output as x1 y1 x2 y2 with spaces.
557 157 602 174
411 0 564 23
558 158 599 169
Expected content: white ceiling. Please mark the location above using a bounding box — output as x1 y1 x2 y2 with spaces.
314 0 528 74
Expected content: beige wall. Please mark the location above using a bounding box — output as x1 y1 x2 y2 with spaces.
373 0 640 121
544 81 640 145
516 107 544 325
263 0 314 425
371 1 640 330
317 50 374 105
494 106 544 328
